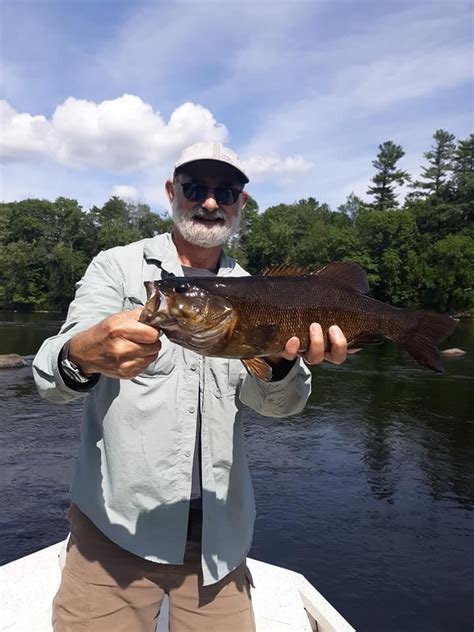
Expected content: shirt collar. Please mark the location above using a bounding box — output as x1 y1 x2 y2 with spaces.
143 232 235 277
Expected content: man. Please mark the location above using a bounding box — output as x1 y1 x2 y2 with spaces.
33 141 349 632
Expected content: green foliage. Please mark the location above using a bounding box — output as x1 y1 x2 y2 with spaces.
0 129 472 314
411 129 456 198
367 141 410 211
420 233 474 312
0 196 170 311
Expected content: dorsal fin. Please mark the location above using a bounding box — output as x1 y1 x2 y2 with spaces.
313 261 369 293
262 263 311 276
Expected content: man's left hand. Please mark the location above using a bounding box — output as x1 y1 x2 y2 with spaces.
267 323 350 366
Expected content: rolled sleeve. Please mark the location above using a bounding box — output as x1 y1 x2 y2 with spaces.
239 358 312 417
33 333 96 403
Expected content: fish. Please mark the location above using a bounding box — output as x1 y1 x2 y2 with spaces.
139 261 456 381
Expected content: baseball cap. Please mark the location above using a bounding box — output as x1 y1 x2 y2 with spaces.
174 141 249 184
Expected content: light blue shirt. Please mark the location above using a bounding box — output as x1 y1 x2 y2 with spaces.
33 233 312 585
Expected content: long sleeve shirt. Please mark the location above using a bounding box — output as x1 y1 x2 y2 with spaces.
32 232 312 585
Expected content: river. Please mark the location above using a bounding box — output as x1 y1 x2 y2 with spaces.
0 313 473 632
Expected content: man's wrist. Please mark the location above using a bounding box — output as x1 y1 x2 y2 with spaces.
264 357 297 381
58 340 99 390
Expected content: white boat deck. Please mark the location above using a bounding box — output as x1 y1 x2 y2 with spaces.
0 541 355 632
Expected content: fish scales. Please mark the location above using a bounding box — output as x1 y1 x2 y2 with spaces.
139 262 456 375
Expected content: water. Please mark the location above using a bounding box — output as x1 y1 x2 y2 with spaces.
0 313 473 632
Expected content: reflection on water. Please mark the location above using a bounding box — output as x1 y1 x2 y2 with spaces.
0 313 473 632
0 312 64 356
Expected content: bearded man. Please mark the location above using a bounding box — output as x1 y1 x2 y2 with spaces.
33 142 349 632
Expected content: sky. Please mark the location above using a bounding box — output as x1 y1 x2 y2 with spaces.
0 0 472 215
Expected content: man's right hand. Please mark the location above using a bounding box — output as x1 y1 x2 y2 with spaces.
68 308 162 380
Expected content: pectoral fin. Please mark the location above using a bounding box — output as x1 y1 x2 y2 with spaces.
241 358 273 381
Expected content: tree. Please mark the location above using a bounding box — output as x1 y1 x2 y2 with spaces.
452 133 474 204
91 197 141 250
411 129 456 198
367 141 410 211
338 192 365 220
355 208 422 305
225 196 259 267
420 233 474 312
126 202 172 238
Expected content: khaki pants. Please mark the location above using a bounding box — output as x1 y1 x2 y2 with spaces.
53 504 256 632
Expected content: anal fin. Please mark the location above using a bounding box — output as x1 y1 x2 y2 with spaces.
241 358 273 381
348 332 386 348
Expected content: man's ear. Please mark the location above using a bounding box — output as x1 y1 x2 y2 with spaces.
165 179 174 203
241 191 249 210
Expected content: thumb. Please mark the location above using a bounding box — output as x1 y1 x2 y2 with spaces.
123 307 145 320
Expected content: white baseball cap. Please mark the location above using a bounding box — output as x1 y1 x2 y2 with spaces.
174 141 249 183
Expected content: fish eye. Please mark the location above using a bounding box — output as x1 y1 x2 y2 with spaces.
175 284 188 294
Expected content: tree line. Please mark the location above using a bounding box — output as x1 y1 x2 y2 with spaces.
0 130 472 314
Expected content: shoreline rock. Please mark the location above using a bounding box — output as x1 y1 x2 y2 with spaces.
441 348 466 357
0 354 27 368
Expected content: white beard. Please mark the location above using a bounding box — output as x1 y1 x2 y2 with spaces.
172 204 241 248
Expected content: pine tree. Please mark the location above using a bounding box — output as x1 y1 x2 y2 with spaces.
367 141 410 211
452 133 474 202
411 129 456 198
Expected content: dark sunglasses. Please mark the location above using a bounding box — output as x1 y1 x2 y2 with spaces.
178 181 242 206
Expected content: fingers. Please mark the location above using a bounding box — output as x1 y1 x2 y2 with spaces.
323 325 347 365
111 338 162 360
304 323 325 365
108 311 161 345
111 352 161 380
302 323 348 366
282 336 300 360
69 309 162 377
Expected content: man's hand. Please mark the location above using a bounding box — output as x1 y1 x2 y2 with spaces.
267 323 353 366
68 308 162 379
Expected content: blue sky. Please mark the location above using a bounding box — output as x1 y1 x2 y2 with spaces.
1 0 472 215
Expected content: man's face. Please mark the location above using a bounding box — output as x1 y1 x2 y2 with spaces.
166 161 247 248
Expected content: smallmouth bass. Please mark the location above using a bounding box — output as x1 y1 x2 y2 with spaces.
139 262 456 380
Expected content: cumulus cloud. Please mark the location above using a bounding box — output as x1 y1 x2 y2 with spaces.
0 95 228 171
0 100 53 160
244 154 314 182
0 94 314 186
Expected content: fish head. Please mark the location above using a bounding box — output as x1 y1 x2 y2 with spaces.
141 278 235 352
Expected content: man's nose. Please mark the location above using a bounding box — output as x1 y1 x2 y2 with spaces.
201 193 219 211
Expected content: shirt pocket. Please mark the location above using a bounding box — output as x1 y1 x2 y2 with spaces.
123 295 177 378
206 357 244 398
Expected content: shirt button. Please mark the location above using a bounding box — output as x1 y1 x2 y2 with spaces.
190 364 197 371
189 407 195 414
184 450 191 457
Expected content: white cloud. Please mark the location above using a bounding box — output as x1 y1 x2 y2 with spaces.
111 185 139 201
0 100 53 160
244 154 314 182
0 94 315 188
0 95 228 171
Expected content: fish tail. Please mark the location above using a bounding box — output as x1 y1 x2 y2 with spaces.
398 311 456 372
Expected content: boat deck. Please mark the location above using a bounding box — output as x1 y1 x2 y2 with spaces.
1 541 355 632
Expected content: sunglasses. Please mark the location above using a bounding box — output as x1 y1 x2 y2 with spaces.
178 181 243 206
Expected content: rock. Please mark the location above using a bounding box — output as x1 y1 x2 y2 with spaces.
0 354 27 368
441 348 466 356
